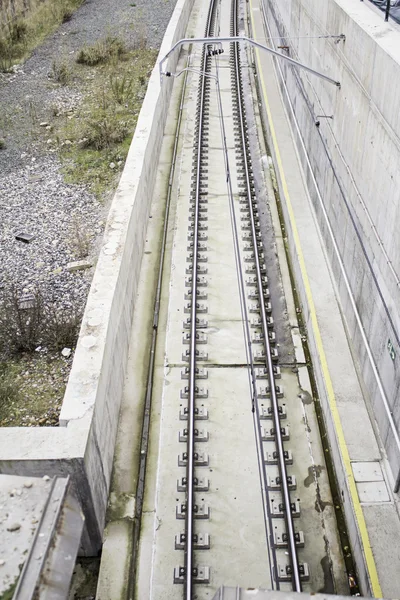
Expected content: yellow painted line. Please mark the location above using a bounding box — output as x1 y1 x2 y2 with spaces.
248 1 382 596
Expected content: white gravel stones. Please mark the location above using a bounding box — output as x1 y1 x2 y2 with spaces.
0 0 179 322
0 157 101 313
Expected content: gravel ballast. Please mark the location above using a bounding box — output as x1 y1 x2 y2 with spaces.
1 157 100 312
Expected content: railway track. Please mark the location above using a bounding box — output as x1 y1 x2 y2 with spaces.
134 0 347 597
230 0 304 590
174 0 307 594
174 0 218 596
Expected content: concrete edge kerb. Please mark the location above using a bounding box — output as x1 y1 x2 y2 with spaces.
0 0 195 555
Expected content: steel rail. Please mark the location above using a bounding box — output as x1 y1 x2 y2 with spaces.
231 0 302 591
258 0 400 474
212 46 277 585
127 55 192 600
185 2 217 598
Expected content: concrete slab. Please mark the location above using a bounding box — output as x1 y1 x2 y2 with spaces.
134 0 348 595
363 503 400 599
0 475 50 596
95 520 132 600
96 0 199 594
0 474 83 599
213 590 363 600
135 12 275 592
356 482 390 504
66 259 92 272
147 367 271 599
352 461 385 483
291 328 306 364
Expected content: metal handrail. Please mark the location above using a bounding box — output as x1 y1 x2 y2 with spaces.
159 36 343 87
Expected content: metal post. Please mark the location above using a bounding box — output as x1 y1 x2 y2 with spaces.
394 468 400 494
385 0 391 21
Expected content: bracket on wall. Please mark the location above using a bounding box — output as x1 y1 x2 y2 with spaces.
315 115 334 127
334 33 346 44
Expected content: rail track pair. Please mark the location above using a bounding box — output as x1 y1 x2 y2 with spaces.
172 0 308 596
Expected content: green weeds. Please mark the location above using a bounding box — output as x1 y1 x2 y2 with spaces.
76 36 126 66
56 45 156 196
51 58 72 85
0 363 20 415
0 354 69 426
110 73 134 105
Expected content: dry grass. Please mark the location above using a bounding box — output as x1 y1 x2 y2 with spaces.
76 36 126 67
0 284 79 426
0 284 80 356
0 0 83 71
0 362 20 415
57 45 156 196
51 58 72 85
109 73 134 105
0 354 70 426
70 216 90 259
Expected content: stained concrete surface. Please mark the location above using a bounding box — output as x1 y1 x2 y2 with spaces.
96 0 400 597
0 474 83 599
249 0 400 595
135 9 273 595
134 0 347 597
0 475 50 595
95 6 197 595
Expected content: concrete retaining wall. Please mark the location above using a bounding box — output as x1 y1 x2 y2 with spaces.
0 0 195 555
262 0 400 485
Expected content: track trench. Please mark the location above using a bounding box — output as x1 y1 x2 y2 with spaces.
134 0 348 598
